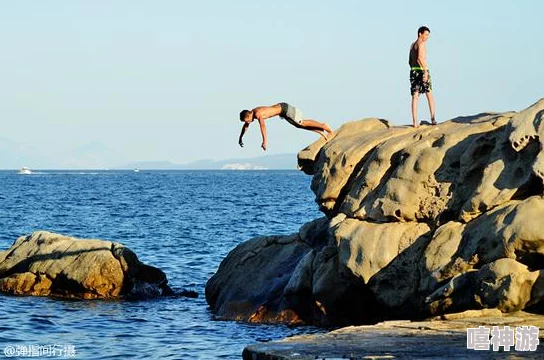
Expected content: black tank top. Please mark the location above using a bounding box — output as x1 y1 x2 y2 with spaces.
409 43 419 67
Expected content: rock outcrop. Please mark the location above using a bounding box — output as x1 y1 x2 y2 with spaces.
206 99 544 326
0 231 173 299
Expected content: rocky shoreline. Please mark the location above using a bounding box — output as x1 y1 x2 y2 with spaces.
207 99 544 356
243 310 544 359
207 99 544 326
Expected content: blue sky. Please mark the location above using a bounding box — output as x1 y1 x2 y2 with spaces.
0 1 542 167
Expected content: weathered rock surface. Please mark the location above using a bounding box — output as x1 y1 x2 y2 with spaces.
243 311 544 359
206 99 544 326
0 231 172 299
206 219 329 324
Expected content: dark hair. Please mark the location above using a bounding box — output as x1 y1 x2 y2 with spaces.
239 110 250 121
418 26 430 35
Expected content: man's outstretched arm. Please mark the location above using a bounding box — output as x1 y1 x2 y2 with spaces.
258 118 268 150
239 123 249 147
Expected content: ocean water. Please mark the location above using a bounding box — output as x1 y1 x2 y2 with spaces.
0 170 325 359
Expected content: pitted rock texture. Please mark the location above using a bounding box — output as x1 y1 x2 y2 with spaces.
207 99 544 325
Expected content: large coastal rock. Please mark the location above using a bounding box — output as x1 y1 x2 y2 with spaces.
0 231 173 299
207 99 544 325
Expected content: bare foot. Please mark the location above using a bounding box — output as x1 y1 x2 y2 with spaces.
311 129 328 141
319 131 328 141
324 124 334 139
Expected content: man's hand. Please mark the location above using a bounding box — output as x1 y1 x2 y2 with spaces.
423 71 429 82
239 122 249 148
261 142 267 151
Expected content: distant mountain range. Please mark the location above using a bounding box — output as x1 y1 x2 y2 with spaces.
0 137 298 170
118 153 298 170
0 137 56 169
0 138 128 170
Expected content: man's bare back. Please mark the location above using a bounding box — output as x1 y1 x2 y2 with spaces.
250 104 282 121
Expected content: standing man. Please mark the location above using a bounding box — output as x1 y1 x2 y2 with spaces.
409 26 436 127
238 102 333 151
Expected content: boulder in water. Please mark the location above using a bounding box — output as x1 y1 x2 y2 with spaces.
0 231 173 299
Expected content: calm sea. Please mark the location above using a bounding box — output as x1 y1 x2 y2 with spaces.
0 170 325 359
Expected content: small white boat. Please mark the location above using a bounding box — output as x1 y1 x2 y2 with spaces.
18 167 32 175
134 168 140 173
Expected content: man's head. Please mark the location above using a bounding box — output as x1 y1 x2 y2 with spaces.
239 109 254 123
418 26 430 41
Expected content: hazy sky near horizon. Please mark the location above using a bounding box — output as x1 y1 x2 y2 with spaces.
1 1 543 166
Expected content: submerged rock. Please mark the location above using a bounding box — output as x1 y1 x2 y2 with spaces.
207 99 544 326
0 231 173 299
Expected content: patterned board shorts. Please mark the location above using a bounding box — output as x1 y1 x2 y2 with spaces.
410 69 432 95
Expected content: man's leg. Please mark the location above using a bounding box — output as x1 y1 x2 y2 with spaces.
411 93 419 127
426 92 436 125
299 119 334 137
